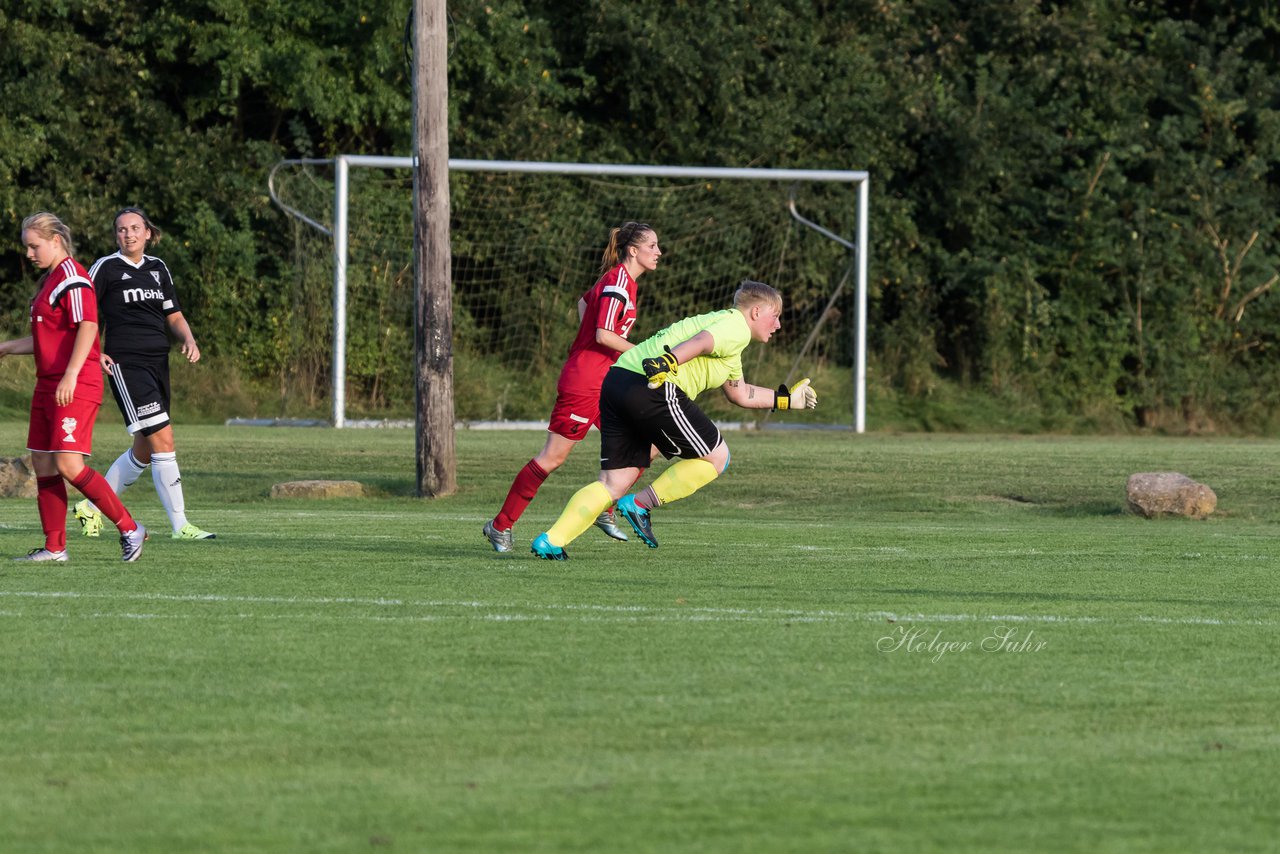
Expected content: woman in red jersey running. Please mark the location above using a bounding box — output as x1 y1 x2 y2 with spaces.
0 212 147 562
483 222 660 553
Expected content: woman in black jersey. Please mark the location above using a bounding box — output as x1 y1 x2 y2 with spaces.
75 207 216 541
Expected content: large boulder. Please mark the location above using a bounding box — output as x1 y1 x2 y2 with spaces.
0 456 38 499
1126 472 1216 519
270 480 367 499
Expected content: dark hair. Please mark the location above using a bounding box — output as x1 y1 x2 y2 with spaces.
114 207 162 245
600 221 655 273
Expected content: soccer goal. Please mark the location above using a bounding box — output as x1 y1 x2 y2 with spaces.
268 157 869 430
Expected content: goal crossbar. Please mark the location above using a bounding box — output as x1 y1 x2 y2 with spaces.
268 156 870 431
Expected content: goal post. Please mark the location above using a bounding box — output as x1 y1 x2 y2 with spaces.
268 156 870 431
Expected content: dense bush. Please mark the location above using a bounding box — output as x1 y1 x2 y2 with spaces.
2 1 1277 431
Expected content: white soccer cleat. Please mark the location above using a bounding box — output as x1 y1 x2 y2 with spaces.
121 524 148 562
593 510 630 542
483 520 514 553
13 547 68 563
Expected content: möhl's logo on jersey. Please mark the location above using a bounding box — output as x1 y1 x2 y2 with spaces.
61 417 78 443
123 287 166 303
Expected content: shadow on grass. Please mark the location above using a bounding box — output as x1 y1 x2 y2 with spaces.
1034 501 1127 518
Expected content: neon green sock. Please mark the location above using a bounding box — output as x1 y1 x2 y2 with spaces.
650 458 719 506
546 481 613 547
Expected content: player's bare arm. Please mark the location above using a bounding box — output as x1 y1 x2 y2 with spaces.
167 312 201 363
668 330 716 364
56 320 99 405
642 330 718 388
721 378 776 409
595 328 633 353
0 336 35 358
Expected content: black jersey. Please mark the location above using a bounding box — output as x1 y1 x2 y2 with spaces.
88 252 183 362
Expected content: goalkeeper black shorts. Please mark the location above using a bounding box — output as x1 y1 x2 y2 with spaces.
599 367 722 470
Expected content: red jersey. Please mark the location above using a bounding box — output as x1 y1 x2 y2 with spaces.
556 263 639 393
30 257 103 402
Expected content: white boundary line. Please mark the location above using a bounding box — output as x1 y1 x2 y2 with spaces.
0 591 1268 627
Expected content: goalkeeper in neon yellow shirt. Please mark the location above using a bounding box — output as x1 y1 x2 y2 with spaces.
531 280 817 559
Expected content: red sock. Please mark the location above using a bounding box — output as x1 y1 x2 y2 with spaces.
36 475 68 552
494 460 549 530
70 468 137 533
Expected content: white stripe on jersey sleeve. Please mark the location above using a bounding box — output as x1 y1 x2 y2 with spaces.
601 267 632 298
48 271 94 308
598 268 633 335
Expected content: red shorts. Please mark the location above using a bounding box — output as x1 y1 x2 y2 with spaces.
547 386 601 441
27 392 100 455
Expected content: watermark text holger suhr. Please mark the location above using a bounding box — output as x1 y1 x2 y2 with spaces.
877 625 1048 663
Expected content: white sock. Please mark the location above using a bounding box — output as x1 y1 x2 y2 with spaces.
151 451 189 532
86 449 148 514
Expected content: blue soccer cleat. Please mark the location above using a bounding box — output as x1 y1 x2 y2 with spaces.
530 532 567 560
615 494 658 548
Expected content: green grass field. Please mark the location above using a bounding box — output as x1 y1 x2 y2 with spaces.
1 423 1277 852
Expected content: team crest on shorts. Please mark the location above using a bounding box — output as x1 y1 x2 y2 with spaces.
61 417 78 442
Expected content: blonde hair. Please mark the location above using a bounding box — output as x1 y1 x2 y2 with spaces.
600 221 655 273
21 211 75 258
732 279 782 312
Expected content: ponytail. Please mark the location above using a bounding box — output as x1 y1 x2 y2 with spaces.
599 221 655 274
600 227 623 273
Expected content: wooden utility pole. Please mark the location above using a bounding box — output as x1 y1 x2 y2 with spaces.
412 0 457 497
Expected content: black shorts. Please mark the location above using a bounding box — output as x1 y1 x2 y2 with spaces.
107 360 172 436
599 367 722 470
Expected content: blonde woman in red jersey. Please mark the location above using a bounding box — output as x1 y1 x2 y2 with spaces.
0 212 147 562
483 222 660 553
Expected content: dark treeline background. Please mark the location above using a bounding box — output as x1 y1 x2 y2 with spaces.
2 1 1278 431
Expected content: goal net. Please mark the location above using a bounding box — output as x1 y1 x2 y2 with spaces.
268 158 866 427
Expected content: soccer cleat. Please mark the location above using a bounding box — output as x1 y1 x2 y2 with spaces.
12 547 68 563
173 523 217 540
74 499 104 538
530 532 567 561
483 520 514 553
120 524 148 563
593 510 629 542
616 494 658 548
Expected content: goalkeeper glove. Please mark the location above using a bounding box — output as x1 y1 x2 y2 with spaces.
642 345 679 389
774 378 817 411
